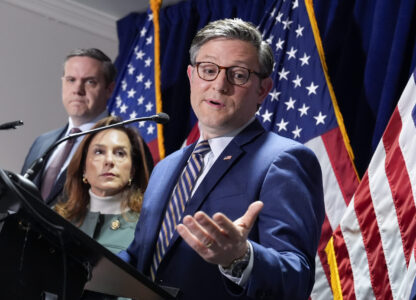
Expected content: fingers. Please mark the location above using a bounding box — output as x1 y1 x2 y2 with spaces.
212 201 263 235
177 201 264 265
180 201 264 246
194 212 230 246
177 215 215 253
237 201 264 230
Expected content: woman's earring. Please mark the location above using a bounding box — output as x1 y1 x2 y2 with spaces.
82 176 88 184
128 178 132 186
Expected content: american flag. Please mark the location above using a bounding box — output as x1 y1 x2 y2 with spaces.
108 9 163 163
398 245 416 300
328 69 416 299
257 0 359 298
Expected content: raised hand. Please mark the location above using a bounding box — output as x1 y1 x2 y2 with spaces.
176 201 263 267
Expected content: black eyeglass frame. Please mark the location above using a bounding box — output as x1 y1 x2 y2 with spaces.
194 61 264 86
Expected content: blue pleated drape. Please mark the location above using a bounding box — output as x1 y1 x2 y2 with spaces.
314 0 416 174
112 0 416 175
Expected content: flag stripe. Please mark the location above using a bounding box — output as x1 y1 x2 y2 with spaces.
305 0 356 165
382 109 414 276
312 253 333 299
341 193 375 300
324 237 343 300
393 110 416 264
398 246 416 299
330 68 416 299
148 139 160 163
368 141 404 298
327 219 355 299
356 172 393 299
331 226 356 299
321 127 359 205
398 80 416 204
315 216 333 288
305 133 348 294
305 135 347 231
257 1 360 298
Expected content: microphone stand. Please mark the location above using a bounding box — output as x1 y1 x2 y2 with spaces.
0 113 176 299
23 113 169 181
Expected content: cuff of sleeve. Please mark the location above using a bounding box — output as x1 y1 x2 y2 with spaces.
218 241 254 286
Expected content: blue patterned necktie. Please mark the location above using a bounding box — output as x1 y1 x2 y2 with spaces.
150 140 211 280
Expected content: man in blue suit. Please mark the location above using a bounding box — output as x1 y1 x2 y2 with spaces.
121 19 325 299
21 48 116 206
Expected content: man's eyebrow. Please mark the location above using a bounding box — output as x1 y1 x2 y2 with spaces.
62 75 98 80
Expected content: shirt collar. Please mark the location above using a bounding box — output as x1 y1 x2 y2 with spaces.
198 117 255 160
67 110 108 135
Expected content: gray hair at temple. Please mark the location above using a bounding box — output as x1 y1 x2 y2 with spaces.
189 18 274 78
64 48 117 86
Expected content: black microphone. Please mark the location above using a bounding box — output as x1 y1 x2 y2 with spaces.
23 113 169 181
0 120 24 130
153 112 170 124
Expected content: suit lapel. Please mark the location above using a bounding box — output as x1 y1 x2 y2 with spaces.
46 171 67 205
141 145 195 268
165 120 265 251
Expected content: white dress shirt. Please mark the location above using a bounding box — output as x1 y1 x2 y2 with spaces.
189 118 256 286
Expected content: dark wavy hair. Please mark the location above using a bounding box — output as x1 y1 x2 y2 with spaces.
55 116 150 223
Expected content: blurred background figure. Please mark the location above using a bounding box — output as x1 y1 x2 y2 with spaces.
55 116 151 254
21 48 117 206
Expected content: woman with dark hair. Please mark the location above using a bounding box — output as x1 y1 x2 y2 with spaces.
55 116 150 254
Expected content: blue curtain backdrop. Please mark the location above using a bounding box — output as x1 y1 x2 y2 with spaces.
314 0 416 175
111 0 416 176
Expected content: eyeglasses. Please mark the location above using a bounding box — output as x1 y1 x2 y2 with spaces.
195 62 263 86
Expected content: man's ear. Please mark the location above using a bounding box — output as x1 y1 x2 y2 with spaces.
106 81 116 97
187 65 194 82
257 77 273 105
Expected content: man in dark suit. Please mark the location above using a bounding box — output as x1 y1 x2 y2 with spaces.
21 48 116 206
121 19 325 299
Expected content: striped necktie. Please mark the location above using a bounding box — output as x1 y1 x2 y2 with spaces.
150 140 211 280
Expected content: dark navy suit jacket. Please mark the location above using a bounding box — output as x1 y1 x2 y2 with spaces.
21 125 68 206
121 119 325 300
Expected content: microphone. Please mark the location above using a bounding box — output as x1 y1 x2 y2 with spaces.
0 120 24 130
152 112 170 124
23 113 169 181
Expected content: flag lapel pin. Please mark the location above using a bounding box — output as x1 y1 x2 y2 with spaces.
223 155 232 160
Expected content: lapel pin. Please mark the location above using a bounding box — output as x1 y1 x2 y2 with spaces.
223 155 232 160
111 219 121 230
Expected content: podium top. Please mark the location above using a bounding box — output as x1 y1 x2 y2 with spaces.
0 169 178 299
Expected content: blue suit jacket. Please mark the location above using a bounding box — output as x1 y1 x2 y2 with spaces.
121 119 325 300
411 276 416 300
21 125 67 205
